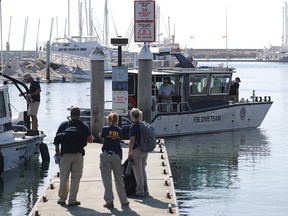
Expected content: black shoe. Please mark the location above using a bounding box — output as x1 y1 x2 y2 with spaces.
121 202 129 206
25 130 39 136
68 201 81 206
103 202 114 209
57 200 66 206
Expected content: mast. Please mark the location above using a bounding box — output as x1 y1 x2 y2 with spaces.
104 0 109 46
68 0 70 37
0 0 3 73
156 5 160 43
284 2 288 45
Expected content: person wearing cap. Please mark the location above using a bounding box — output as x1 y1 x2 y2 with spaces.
53 107 94 206
20 73 41 135
229 77 241 102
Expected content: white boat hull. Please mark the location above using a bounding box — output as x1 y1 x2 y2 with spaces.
0 133 45 173
151 102 272 137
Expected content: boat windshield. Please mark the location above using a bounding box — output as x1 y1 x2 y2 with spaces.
189 74 210 95
209 74 230 95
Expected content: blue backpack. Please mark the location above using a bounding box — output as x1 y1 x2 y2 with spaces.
137 121 156 152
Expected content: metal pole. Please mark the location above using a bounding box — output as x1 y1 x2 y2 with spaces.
118 45 122 128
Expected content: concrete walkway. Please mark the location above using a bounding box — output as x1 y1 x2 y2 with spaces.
29 140 179 216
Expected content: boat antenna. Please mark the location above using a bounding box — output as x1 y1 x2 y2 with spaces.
0 0 3 76
225 6 229 68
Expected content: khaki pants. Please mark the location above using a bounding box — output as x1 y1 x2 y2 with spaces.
132 148 149 196
28 101 40 116
58 153 83 203
100 152 128 204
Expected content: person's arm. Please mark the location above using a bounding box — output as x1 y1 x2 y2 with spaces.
128 136 135 159
86 134 94 143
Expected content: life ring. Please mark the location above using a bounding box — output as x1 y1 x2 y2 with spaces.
40 143 50 162
128 96 136 108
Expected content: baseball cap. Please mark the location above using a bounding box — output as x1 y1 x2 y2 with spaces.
235 77 241 82
23 73 32 80
70 107 81 118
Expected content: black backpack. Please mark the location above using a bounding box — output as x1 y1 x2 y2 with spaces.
122 159 137 196
56 121 85 154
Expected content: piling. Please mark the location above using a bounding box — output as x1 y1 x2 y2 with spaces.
138 43 153 123
45 41 51 82
90 44 105 142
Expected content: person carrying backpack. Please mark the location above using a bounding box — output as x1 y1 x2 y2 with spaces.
128 108 149 197
53 107 94 206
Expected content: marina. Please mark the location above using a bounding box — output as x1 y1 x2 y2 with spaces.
0 61 287 215
0 0 288 215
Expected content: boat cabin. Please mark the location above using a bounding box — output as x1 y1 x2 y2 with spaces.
128 66 235 112
0 84 13 141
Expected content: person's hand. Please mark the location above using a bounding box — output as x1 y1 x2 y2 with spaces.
128 151 133 160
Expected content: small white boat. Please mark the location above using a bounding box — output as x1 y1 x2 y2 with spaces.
0 74 48 175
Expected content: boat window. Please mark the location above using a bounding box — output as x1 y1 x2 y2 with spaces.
0 92 6 118
189 74 210 95
128 74 135 95
210 74 230 94
154 76 177 95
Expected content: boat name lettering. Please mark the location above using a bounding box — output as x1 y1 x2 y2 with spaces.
193 115 222 123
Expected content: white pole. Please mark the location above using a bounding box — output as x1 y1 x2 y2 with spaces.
68 0 70 38
35 19 40 61
8 16 12 43
0 0 3 73
225 6 228 68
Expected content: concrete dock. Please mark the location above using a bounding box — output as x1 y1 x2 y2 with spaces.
29 140 179 216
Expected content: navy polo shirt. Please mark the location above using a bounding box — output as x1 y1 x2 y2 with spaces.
129 122 141 149
101 125 122 155
30 80 41 102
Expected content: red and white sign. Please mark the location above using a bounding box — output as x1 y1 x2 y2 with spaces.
134 1 155 21
134 22 155 42
134 0 155 42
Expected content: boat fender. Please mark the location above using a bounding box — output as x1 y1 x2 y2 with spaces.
40 143 50 162
0 152 4 175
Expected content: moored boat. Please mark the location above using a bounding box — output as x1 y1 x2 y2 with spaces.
71 51 273 138
0 73 48 175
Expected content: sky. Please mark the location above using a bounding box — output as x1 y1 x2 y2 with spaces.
0 0 286 51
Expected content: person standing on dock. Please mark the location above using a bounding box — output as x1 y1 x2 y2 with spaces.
128 108 149 197
21 73 41 136
53 107 94 206
99 112 129 209
229 77 241 102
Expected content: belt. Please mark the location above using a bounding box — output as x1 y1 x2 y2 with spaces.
104 150 115 156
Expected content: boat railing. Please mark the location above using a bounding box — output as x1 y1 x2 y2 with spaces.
155 102 192 113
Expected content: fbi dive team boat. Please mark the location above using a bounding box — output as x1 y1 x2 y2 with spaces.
74 51 273 138
0 73 48 175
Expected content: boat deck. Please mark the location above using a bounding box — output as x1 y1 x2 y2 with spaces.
28 140 179 216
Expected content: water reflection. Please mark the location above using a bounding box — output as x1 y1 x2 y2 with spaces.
165 129 270 214
0 159 49 216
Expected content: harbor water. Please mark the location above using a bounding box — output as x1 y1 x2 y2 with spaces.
1 61 288 215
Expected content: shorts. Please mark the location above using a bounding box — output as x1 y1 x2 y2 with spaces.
28 102 40 116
